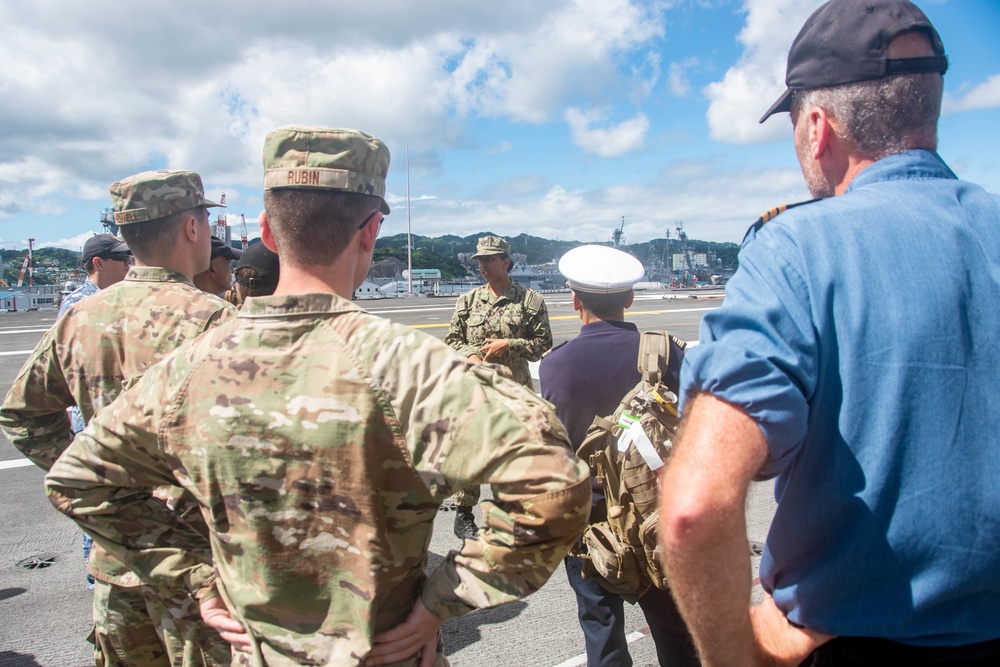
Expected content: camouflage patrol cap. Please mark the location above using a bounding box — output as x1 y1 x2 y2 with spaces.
262 125 391 214
470 235 511 259
108 170 224 226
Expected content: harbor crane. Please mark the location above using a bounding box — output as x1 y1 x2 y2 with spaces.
15 238 35 287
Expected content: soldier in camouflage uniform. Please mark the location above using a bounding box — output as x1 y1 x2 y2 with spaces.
446 235 551 388
44 125 590 667
445 235 553 539
0 170 236 667
58 232 133 589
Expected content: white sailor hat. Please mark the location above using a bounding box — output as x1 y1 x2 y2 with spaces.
558 244 645 294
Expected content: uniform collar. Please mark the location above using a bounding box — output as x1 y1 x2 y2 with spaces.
847 149 956 193
124 266 195 287
580 319 638 334
478 280 522 303
239 292 365 318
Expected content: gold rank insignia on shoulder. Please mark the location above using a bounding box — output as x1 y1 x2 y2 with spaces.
743 198 821 242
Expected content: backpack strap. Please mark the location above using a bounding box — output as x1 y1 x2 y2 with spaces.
637 331 670 386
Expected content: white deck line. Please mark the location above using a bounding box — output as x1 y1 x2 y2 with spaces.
550 630 648 667
0 458 34 470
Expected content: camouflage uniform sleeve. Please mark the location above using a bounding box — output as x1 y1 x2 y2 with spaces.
444 293 480 359
368 326 590 620
505 291 552 362
0 328 75 470
44 358 216 600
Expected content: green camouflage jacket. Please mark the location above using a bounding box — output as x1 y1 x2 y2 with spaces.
0 266 236 585
46 292 590 666
445 281 552 387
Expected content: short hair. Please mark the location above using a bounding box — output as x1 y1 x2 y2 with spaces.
575 290 631 320
119 206 207 260
794 69 942 160
263 190 380 266
84 258 98 276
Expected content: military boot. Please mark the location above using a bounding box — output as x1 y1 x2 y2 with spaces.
453 506 478 540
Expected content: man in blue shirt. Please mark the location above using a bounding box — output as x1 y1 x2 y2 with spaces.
57 232 132 589
540 245 694 667
658 1 1000 665
59 233 132 322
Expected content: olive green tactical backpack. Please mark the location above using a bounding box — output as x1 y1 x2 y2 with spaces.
576 331 685 601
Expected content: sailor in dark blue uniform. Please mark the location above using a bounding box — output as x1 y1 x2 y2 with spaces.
539 245 695 667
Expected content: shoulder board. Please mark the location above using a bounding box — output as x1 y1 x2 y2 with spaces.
742 198 822 243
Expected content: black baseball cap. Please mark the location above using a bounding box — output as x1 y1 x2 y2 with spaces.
759 0 947 123
211 237 243 261
82 234 130 262
235 242 280 293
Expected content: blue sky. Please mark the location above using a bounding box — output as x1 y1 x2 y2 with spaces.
1 0 997 253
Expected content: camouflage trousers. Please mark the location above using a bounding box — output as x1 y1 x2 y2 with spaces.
232 635 451 667
91 579 233 667
452 485 481 507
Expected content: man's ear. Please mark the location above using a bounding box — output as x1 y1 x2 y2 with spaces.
357 213 380 252
260 211 278 252
183 212 201 244
807 105 833 160
624 289 635 309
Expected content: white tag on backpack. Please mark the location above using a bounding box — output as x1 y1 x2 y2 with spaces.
617 419 665 471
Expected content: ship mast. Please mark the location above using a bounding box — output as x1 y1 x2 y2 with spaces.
215 194 228 240
611 216 626 249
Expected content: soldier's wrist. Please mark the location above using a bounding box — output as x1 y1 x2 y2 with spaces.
419 579 476 621
188 565 219 602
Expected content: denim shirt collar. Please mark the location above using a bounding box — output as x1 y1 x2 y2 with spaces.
847 149 957 193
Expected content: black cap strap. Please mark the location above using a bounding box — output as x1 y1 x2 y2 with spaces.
884 55 948 76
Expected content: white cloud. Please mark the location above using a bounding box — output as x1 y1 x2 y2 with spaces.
943 74 1000 114
446 0 665 123
0 231 99 252
489 141 514 154
631 52 663 101
39 232 100 252
668 57 700 97
0 0 667 227
565 108 650 157
394 157 810 244
703 0 823 144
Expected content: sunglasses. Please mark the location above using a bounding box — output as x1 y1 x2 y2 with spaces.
357 211 384 231
100 252 132 262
